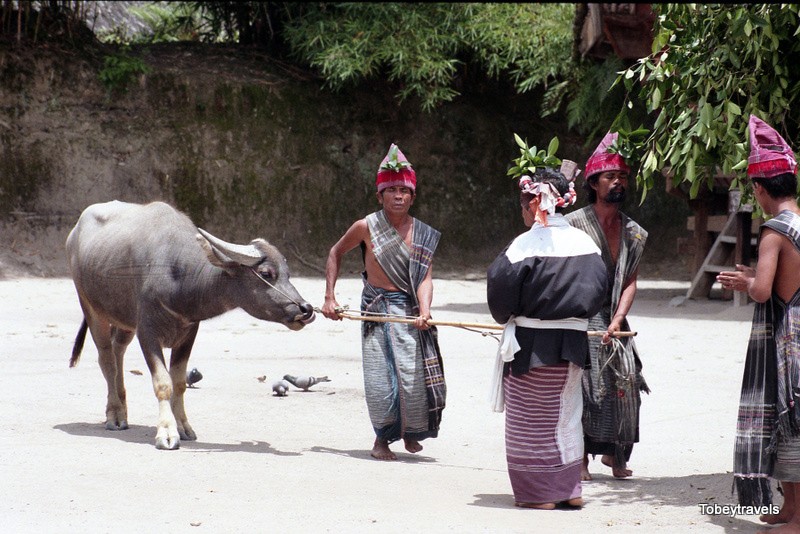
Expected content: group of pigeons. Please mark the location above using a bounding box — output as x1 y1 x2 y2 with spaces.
185 367 331 397
269 374 331 396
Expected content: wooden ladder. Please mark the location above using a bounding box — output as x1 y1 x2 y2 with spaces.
686 212 755 305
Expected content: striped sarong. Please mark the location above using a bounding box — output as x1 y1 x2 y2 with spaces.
361 210 445 441
734 209 800 505
504 363 584 504
362 284 437 441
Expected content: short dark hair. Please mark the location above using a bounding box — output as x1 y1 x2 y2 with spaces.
753 172 798 199
583 174 599 204
519 168 570 213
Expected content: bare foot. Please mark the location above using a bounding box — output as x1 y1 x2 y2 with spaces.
404 438 423 454
758 521 800 533
562 497 584 508
602 455 633 478
581 455 592 481
761 513 791 525
371 438 397 461
515 502 556 510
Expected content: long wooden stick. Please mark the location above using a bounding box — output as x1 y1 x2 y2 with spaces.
335 311 637 337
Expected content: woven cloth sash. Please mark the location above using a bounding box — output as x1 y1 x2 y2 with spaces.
490 316 589 412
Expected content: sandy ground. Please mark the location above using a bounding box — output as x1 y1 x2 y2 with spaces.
1 275 775 533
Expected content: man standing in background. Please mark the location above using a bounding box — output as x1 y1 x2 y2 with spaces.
566 132 649 480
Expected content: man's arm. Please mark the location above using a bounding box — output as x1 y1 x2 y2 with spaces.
414 265 434 330
605 268 638 343
718 229 780 303
321 219 369 320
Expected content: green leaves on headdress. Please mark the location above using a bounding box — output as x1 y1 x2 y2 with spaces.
507 134 561 181
379 144 413 173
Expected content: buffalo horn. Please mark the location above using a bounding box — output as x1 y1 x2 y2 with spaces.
197 228 263 266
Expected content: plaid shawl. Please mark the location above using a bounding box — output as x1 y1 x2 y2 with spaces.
735 210 800 506
365 210 446 430
566 206 649 467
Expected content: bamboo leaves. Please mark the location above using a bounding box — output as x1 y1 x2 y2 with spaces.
282 3 574 112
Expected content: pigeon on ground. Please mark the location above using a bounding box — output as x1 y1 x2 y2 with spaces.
283 374 331 391
186 367 203 388
256 375 267 383
272 379 290 397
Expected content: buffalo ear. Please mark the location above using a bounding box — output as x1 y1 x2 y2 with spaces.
196 234 237 274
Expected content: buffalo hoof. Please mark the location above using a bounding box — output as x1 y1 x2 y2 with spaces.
178 427 197 441
105 420 129 431
155 435 180 450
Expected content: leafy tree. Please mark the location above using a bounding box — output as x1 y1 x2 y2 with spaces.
281 3 575 111
613 4 800 203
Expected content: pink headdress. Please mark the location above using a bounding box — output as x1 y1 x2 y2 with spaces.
747 115 797 179
584 132 630 178
376 144 417 193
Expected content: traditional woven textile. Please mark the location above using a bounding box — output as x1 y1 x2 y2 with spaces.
735 210 800 506
565 205 649 469
361 210 445 439
504 363 584 504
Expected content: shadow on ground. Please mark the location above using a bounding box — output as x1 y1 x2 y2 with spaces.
54 422 300 455
471 472 765 532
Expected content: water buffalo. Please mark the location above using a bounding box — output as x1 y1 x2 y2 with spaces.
66 200 315 449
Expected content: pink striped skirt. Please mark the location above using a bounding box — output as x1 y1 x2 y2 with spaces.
504 362 584 504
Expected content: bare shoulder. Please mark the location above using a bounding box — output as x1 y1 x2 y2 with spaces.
347 217 370 238
331 217 370 253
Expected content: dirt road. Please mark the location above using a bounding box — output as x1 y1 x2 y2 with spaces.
1 277 764 533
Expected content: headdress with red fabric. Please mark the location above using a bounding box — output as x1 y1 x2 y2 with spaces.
747 115 797 179
584 131 630 178
376 143 417 193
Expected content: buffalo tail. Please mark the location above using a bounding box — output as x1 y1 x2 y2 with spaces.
70 319 88 368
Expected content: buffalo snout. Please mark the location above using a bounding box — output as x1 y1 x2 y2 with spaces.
297 302 315 325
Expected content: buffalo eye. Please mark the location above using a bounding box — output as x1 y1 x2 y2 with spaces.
258 265 277 281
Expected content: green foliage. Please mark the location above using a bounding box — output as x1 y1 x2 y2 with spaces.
559 57 639 139
379 145 412 172
457 3 574 93
608 127 650 163
129 2 202 43
98 51 151 93
282 3 575 111
613 4 800 203
507 134 561 181
83 2 582 115
95 2 215 44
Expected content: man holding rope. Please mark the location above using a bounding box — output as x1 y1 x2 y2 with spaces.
565 132 649 481
321 143 445 461
487 163 607 509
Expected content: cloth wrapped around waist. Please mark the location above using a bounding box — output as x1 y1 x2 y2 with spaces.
490 316 588 413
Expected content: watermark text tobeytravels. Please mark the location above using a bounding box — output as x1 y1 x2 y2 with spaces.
699 503 780 517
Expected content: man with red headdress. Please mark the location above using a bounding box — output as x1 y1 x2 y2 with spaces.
565 131 649 480
322 143 446 461
718 116 800 529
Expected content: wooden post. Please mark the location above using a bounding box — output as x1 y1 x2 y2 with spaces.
689 200 711 276
731 190 753 307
